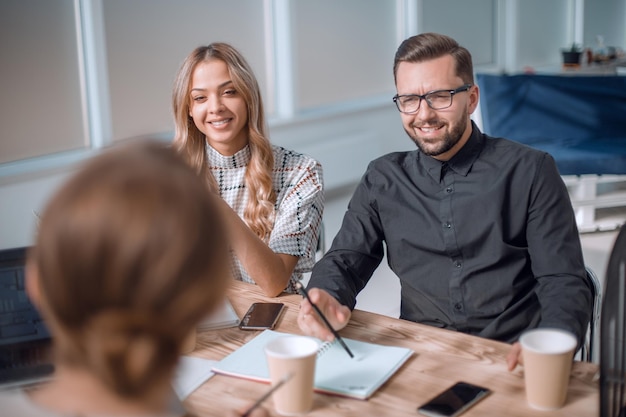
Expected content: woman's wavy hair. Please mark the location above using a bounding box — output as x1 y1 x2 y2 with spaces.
29 140 229 399
172 42 276 240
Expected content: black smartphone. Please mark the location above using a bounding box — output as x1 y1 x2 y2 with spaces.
238 302 285 330
417 381 491 417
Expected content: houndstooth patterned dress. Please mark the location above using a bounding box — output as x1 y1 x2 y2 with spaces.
206 143 324 293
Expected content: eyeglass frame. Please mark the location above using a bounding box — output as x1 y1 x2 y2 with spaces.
392 84 473 114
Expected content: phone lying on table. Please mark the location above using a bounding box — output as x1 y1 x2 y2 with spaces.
239 302 285 330
417 381 491 417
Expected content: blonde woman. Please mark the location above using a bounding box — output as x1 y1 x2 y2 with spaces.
172 43 324 297
0 141 267 417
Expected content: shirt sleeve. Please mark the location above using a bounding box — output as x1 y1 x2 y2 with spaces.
269 155 324 275
308 163 386 309
526 152 592 345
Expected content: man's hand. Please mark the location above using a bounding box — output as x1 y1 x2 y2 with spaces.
507 341 523 371
297 288 351 341
226 405 269 417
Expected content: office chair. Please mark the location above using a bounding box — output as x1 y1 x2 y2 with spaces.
600 224 626 417
580 266 602 362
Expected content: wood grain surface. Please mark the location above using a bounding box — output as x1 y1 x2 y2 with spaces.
184 281 599 416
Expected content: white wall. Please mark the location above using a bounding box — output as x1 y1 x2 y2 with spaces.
0 170 73 249
0 102 409 249
2 0 625 250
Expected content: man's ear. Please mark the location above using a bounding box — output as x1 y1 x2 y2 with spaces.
25 260 43 310
468 84 480 115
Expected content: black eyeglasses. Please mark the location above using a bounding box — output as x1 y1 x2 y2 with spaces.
393 84 473 113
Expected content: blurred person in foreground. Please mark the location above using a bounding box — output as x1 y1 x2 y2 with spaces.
0 141 267 417
297 32 591 371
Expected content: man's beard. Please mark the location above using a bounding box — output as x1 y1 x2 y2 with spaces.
405 112 468 157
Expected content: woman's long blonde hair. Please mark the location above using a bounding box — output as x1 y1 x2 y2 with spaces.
172 43 276 240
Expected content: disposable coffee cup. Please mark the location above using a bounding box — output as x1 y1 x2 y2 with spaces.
519 328 577 410
181 327 197 354
265 335 319 415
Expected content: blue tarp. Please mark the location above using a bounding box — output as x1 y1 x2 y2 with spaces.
477 73 626 175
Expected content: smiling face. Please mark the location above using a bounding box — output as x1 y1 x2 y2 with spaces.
189 58 249 156
395 55 479 161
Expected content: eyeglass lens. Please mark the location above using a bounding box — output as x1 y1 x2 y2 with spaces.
397 91 453 112
394 85 471 113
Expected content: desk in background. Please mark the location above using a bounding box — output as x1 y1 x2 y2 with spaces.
185 281 599 417
532 57 626 75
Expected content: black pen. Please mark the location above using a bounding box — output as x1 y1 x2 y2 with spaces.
296 282 354 359
241 373 292 417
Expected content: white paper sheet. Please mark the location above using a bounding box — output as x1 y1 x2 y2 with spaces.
172 356 217 399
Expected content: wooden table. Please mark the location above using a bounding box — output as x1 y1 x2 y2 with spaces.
185 281 599 416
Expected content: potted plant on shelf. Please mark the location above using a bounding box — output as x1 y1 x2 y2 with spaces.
562 43 582 67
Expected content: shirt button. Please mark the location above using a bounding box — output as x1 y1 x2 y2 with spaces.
454 303 462 311
446 187 453 193
444 222 451 229
455 261 462 268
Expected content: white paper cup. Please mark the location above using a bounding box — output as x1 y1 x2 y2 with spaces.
519 328 577 410
265 336 319 415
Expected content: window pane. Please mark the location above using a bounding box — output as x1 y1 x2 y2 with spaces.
293 0 397 110
422 0 496 67
517 0 569 68
584 0 626 49
102 0 268 142
0 0 85 164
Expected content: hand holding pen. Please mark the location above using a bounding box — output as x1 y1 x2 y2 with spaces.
296 283 354 358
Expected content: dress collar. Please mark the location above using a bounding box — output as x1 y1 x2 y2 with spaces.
206 143 251 168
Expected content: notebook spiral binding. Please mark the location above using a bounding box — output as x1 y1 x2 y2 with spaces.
317 339 336 357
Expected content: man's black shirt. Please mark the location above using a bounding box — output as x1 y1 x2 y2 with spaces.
309 123 591 344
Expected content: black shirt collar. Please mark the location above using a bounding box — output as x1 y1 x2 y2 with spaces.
419 121 483 182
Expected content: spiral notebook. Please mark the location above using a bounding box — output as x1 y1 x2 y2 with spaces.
211 329 413 400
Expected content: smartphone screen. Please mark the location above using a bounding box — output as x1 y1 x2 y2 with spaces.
417 382 491 417
239 302 285 330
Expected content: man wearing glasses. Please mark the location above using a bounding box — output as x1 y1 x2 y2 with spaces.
298 33 591 370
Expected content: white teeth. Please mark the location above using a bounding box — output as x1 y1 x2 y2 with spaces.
211 119 229 126
420 127 437 132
